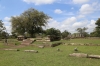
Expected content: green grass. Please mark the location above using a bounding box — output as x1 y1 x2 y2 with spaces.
2 39 21 45
0 43 8 49
0 39 21 49
0 45 100 66
0 38 100 66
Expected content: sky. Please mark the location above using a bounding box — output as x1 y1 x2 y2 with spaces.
0 0 100 34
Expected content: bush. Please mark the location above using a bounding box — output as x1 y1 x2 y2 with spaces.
17 49 20 51
48 35 61 41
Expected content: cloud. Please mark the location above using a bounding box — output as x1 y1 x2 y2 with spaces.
54 9 63 14
73 0 90 4
87 20 96 32
23 0 56 5
63 17 77 25
92 2 100 11
47 17 96 33
47 18 61 29
54 9 74 15
72 21 87 28
5 26 11 34
47 17 77 32
77 2 100 20
47 18 71 32
77 15 85 19
79 4 94 15
79 2 100 16
4 17 11 21
3 17 11 34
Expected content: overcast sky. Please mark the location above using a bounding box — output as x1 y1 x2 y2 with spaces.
0 0 100 34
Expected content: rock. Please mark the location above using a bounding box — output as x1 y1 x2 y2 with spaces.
88 55 100 59
69 53 88 58
69 53 100 59
57 48 60 51
71 43 75 45
38 46 44 48
74 47 78 51
5 49 17 51
24 50 38 53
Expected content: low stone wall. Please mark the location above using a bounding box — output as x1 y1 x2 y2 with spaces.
69 53 88 58
69 53 100 59
24 50 38 53
38 46 44 48
36 38 50 42
88 55 100 59
65 43 100 46
4 49 20 51
36 38 43 41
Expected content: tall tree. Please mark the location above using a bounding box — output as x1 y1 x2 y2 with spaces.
0 20 5 32
95 18 100 37
0 20 7 39
10 8 50 37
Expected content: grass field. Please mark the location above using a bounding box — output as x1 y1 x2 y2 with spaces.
0 38 100 66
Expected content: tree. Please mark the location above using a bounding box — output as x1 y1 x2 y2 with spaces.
61 30 70 39
90 31 98 37
95 18 100 37
11 16 25 35
0 20 8 39
46 28 61 41
76 27 88 37
46 28 61 36
10 8 50 37
10 32 17 38
0 20 5 32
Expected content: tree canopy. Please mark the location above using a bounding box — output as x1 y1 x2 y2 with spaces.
46 28 61 36
0 20 7 39
45 28 61 41
95 18 100 37
90 18 100 37
0 20 5 32
10 8 50 37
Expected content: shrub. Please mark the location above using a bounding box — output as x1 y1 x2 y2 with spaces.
48 35 61 41
17 49 20 51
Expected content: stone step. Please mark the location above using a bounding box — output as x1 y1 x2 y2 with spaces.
21 39 34 45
